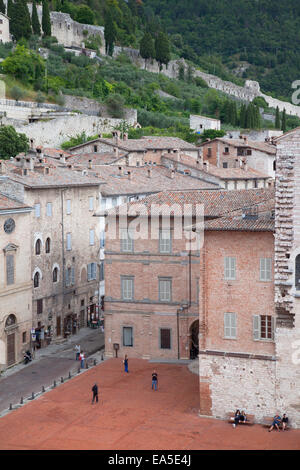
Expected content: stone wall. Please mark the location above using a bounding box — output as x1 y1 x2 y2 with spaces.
63 95 137 122
14 114 137 148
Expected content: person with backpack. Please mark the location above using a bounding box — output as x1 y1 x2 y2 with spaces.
91 383 98 404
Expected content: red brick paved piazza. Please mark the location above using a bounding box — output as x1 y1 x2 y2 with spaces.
0 359 299 450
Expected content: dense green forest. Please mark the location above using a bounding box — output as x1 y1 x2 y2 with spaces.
143 0 300 101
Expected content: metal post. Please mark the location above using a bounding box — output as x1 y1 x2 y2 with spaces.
42 386 45 393
69 371 71 379
20 397 23 404
32 392 34 400
53 380 56 388
61 376 64 383
9 403 12 410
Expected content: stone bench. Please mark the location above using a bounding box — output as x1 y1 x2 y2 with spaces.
227 412 255 425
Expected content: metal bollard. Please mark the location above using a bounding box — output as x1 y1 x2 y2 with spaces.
86 362 89 369
31 392 35 400
20 397 23 405
42 386 45 393
53 380 56 388
101 353 104 361
78 367 80 374
69 371 71 379
9 403 12 410
94 359 96 366
61 376 64 383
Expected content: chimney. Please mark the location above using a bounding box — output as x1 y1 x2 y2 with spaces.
123 133 128 141
60 153 66 164
203 161 210 172
148 168 152 178
170 169 175 179
128 170 132 180
0 161 6 175
118 166 123 176
30 138 34 149
112 130 120 145
173 148 180 162
88 159 92 169
113 147 119 158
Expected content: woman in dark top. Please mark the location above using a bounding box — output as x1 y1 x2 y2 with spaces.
233 409 240 428
282 414 288 430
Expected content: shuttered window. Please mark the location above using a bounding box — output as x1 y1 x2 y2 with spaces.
89 229 95 246
66 199 71 215
120 229 133 252
6 254 14 285
224 257 236 280
260 258 272 281
89 197 94 211
87 263 97 281
35 203 40 218
123 327 133 347
46 202 52 217
160 328 171 349
66 233 71 251
121 277 134 300
253 315 274 341
159 279 172 302
224 313 237 339
159 230 171 253
295 255 300 290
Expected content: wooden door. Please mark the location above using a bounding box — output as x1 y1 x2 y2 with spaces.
56 316 61 337
7 333 15 366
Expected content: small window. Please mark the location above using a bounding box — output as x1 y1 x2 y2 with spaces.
123 327 133 347
159 279 172 302
295 254 300 290
35 203 41 218
100 231 105 248
37 299 43 314
260 258 272 281
87 263 97 281
253 180 258 188
35 239 41 255
247 149 252 156
66 199 71 215
89 197 94 211
94 145 98 152
223 162 228 168
273 160 276 171
207 148 212 158
89 229 95 246
112 197 118 207
6 254 14 285
45 237 51 254
160 328 171 349
34 272 40 288
22 331 27 343
101 197 106 210
100 262 104 282
65 267 72 287
46 202 52 217
224 313 237 339
224 257 236 280
121 277 134 300
253 315 274 341
53 267 58 283
224 147 229 154
66 233 72 251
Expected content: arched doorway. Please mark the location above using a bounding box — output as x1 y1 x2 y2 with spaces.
5 314 17 366
189 320 199 359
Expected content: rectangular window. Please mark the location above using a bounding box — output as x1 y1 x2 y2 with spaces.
89 229 95 246
100 262 104 282
46 202 52 217
71 267 75 285
160 328 171 349
260 258 272 281
6 254 14 285
101 197 106 210
224 313 237 339
66 199 71 215
123 326 133 347
223 162 228 168
224 257 236 280
207 147 212 158
65 267 71 287
253 315 274 341
100 231 105 248
159 229 171 253
120 229 133 252
121 277 134 300
22 332 27 343
37 299 43 315
66 233 72 251
35 203 40 218
159 279 172 302
89 197 94 211
87 262 97 281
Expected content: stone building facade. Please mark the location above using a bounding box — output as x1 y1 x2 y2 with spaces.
0 189 33 371
190 115 221 133
0 153 103 347
0 13 10 43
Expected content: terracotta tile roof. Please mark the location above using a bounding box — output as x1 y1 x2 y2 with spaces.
95 165 218 196
200 137 276 155
0 192 32 212
204 214 274 232
204 164 270 180
1 159 104 189
67 152 127 166
103 187 275 219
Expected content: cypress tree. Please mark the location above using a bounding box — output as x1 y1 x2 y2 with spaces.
275 106 281 129
281 108 287 133
254 105 261 129
42 0 51 37
11 0 32 40
7 0 16 38
0 0 6 14
239 103 247 128
155 31 170 70
140 31 155 70
32 0 41 36
104 9 117 56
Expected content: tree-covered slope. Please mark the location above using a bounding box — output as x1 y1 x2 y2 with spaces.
143 0 300 101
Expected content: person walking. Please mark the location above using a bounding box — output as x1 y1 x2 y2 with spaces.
124 354 129 373
75 344 80 361
91 383 98 404
152 370 158 391
80 351 85 369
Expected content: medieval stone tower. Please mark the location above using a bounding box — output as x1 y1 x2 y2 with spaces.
274 127 300 427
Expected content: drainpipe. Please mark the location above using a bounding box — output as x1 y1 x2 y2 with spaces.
177 307 183 360
61 189 66 330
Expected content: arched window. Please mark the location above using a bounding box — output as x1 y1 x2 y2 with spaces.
34 271 40 288
35 239 41 255
5 314 16 327
45 237 51 254
295 255 300 290
53 267 58 283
